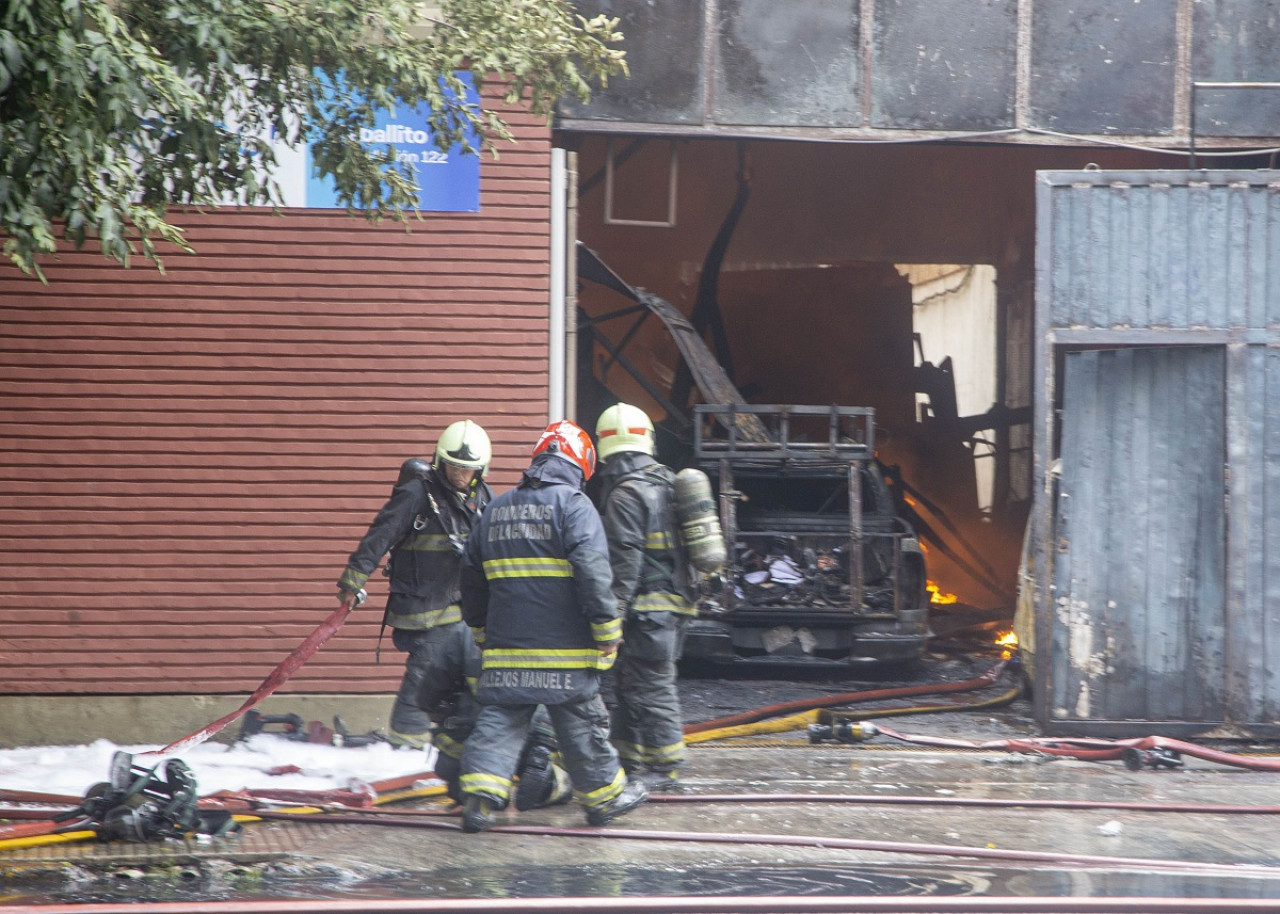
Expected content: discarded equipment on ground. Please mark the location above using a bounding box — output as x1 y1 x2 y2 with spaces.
56 751 238 842
237 709 390 748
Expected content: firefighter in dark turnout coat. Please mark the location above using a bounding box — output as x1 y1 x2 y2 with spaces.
595 402 693 791
336 420 493 750
457 420 649 832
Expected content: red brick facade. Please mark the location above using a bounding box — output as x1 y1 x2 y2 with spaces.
0 97 553 696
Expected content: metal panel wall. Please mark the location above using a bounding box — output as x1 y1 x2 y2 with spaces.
871 0 1017 131
1052 348 1226 726
556 0 706 125
715 0 862 128
1029 0 1177 136
563 0 1280 147
1034 170 1280 737
0 91 554 698
1192 0 1280 137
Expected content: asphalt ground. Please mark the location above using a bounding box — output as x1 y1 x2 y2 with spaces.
8 639 1280 910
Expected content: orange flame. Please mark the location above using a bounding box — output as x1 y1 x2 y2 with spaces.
927 582 957 605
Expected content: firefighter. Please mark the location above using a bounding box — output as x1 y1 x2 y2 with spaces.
335 419 493 751
457 420 649 832
594 402 693 792
416 618 572 811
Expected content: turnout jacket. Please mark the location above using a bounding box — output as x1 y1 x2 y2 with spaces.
460 453 621 705
597 452 695 617
338 459 492 630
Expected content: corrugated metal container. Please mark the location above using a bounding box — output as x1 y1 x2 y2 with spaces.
1032 169 1280 737
0 93 553 698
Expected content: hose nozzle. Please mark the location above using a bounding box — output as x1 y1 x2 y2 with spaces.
1123 746 1183 771
808 721 879 744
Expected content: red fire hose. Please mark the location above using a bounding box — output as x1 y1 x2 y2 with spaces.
872 725 1280 771
235 810 1277 877
142 594 360 757
682 660 1008 735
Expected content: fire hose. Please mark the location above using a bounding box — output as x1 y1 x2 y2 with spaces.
0 770 446 850
0 586 432 850
869 725 1280 772
681 659 1010 735
141 590 366 758
226 806 1278 877
7 640 1279 864
9 789 1280 875
684 680 1024 744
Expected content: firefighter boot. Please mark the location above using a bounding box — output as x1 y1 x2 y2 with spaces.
461 794 499 834
514 745 573 811
585 777 649 827
637 768 681 793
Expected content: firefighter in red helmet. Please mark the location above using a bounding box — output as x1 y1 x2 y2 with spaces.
456 420 649 832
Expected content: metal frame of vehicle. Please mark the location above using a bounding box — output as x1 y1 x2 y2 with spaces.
686 404 929 668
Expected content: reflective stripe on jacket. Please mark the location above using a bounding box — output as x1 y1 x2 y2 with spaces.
597 452 695 617
339 460 491 629
460 454 620 703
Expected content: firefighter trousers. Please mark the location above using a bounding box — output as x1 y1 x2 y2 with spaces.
389 626 458 740
609 651 686 774
460 695 626 811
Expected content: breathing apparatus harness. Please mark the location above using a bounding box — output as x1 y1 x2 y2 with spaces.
375 458 482 662
56 750 238 843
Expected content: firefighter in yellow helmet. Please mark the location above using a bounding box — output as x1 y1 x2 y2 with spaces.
336 419 493 750
594 403 694 792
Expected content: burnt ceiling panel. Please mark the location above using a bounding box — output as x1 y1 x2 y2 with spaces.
871 0 1017 130
1029 0 1177 135
713 0 861 127
1191 0 1280 138
558 4 1278 150
560 0 705 124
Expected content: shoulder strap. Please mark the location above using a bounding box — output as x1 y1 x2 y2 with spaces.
608 467 685 587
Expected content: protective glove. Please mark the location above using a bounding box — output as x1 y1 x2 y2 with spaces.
337 588 367 607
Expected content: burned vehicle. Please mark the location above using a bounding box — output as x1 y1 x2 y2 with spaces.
685 404 929 668
575 243 931 668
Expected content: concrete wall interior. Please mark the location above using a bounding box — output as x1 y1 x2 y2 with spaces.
904 264 999 514
564 133 1188 610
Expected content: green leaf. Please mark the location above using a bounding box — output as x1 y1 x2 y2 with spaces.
2 0 626 276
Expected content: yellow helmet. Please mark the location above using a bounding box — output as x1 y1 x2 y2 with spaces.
433 420 492 478
595 403 655 461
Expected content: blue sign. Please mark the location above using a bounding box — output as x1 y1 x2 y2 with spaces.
304 74 481 212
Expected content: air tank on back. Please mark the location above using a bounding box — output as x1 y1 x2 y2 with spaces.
674 467 726 573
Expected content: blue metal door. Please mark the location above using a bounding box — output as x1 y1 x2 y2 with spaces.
1049 346 1227 731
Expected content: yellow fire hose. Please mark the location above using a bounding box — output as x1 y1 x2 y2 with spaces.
685 681 1024 744
0 784 451 853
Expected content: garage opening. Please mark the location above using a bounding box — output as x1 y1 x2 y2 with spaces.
565 134 1174 622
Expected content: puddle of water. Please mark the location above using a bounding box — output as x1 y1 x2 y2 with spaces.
8 862 1280 905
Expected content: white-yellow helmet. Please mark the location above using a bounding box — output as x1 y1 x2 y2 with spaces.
433 420 492 479
595 402 655 461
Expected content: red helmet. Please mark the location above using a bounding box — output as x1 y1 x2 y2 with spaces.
532 420 597 481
